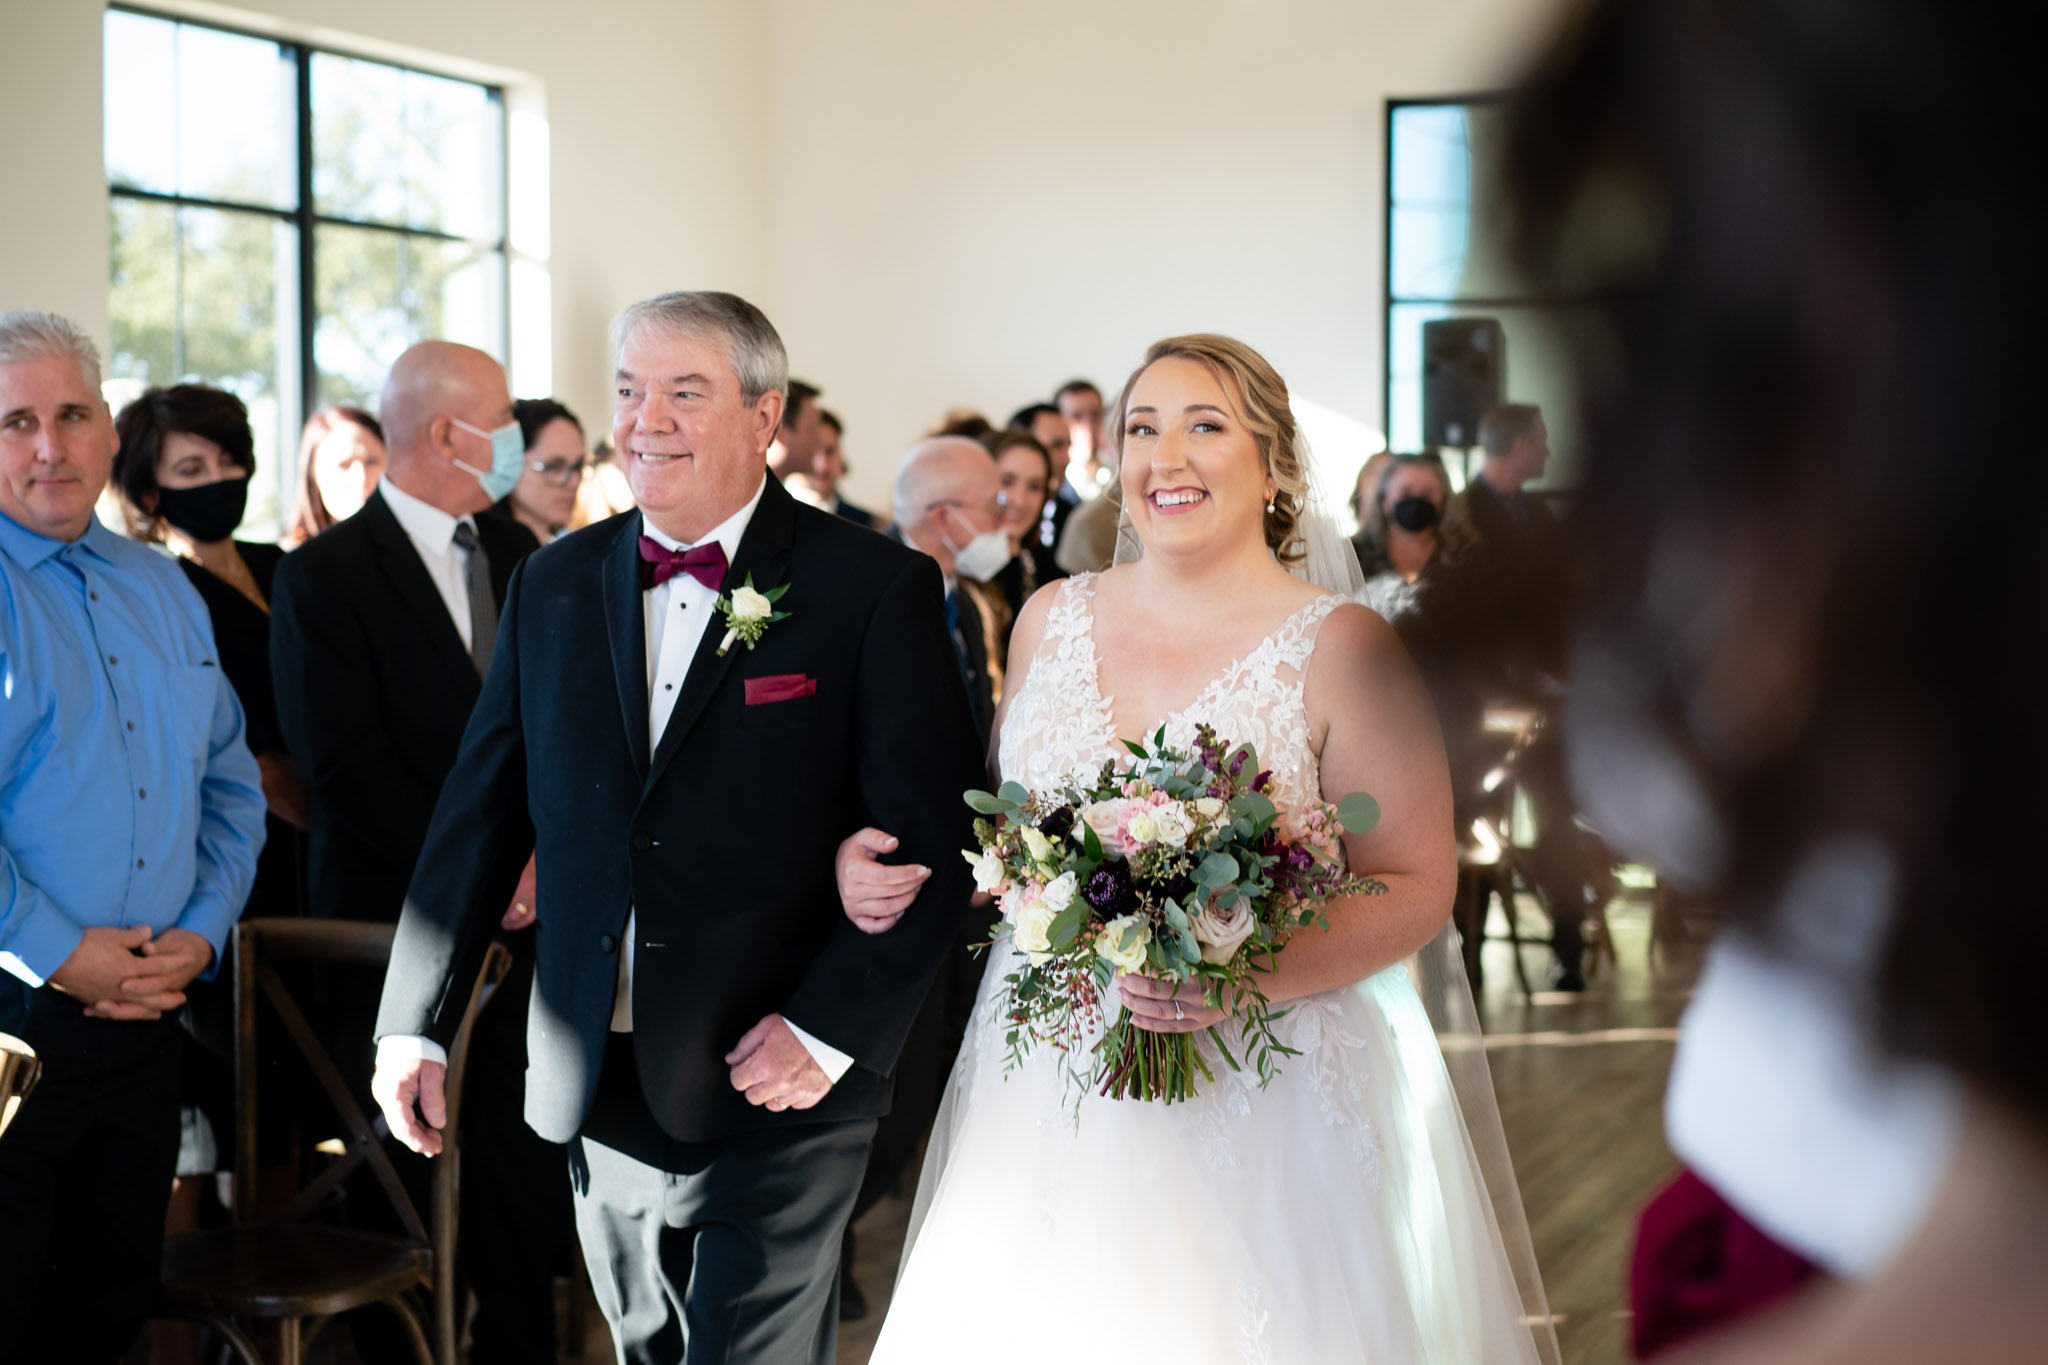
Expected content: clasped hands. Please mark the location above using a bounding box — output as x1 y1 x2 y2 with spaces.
50 924 213 1021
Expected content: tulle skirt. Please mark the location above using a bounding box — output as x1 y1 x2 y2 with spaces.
871 948 1547 1364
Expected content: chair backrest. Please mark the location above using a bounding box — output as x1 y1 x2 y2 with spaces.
228 919 511 1241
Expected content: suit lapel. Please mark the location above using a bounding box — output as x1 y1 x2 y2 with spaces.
603 515 653 774
363 491 478 698
644 479 797 794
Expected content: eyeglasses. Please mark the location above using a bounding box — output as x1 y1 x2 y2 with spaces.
524 457 592 486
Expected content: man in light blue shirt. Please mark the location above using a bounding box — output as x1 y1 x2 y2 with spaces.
0 310 264 1362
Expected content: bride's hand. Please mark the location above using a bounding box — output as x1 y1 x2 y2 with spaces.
836 827 930 934
1118 973 1228 1033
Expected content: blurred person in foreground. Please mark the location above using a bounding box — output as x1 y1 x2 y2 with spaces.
498 397 590 543
0 311 265 1362
1503 1 2044 1360
283 404 384 547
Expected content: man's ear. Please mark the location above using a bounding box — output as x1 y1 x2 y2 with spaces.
755 390 788 455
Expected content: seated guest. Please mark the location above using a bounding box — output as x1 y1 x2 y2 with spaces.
767 378 824 481
497 397 589 543
1351 452 1468 621
270 341 562 1364
988 428 1065 620
283 404 385 546
1007 402 1077 546
931 407 996 446
0 310 266 1363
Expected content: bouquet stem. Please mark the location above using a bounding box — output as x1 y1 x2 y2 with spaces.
1095 1009 1207 1103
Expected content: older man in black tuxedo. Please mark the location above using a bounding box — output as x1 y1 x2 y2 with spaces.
371 292 982 1364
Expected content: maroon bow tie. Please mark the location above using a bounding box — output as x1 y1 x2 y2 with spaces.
639 536 729 592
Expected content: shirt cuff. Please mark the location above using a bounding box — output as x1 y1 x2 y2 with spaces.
173 893 238 982
785 1020 855 1084
376 1033 450 1071
0 908 87 989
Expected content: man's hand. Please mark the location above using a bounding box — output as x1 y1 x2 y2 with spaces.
371 1052 449 1156
725 1014 832 1112
835 828 928 934
49 925 157 1017
500 855 538 932
87 927 215 1020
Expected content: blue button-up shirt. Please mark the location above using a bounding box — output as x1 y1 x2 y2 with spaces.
1 511 265 986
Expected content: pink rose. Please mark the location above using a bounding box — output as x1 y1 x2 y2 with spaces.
1080 800 1135 858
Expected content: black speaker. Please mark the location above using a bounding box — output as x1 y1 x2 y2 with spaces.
1421 318 1504 449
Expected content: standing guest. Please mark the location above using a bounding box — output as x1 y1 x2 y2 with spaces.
1007 402 1077 547
269 341 560 1365
1053 448 1123 575
0 310 266 1363
369 290 980 1365
1055 378 1109 494
1352 453 1468 621
1349 449 1393 530
498 397 589 543
768 378 824 481
988 429 1065 618
282 405 384 547
788 409 884 530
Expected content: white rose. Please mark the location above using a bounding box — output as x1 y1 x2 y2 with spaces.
1039 870 1078 914
1150 802 1196 849
730 584 773 620
1194 797 1226 821
968 849 1005 895
1013 896 1058 966
1096 915 1152 975
1020 825 1055 866
1125 811 1159 845
1190 899 1257 965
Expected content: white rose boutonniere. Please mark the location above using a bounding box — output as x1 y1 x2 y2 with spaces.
715 573 791 656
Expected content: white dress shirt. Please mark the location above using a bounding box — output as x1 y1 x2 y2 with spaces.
376 475 852 1085
377 475 479 651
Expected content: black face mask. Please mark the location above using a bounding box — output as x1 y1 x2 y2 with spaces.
155 478 249 543
1389 496 1439 533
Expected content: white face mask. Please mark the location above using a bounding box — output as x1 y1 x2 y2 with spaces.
941 509 1013 582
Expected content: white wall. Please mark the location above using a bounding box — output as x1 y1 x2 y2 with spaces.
760 0 1566 507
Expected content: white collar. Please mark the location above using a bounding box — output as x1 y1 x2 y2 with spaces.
641 473 769 561
380 473 472 552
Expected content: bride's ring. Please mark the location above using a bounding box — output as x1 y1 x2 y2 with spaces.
1173 1000 1185 1021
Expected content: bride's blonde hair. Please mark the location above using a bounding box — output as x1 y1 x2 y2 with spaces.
1106 334 1309 567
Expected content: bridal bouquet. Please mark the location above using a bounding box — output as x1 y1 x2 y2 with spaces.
963 724 1386 1105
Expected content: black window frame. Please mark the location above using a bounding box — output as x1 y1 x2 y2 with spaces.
105 2 512 429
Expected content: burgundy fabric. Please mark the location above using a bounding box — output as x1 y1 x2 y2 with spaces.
744 673 818 706
1630 1167 1822 1359
638 535 729 591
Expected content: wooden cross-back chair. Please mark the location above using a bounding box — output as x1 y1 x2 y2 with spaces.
154 918 511 1365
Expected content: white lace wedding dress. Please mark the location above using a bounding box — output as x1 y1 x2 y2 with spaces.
872 574 1547 1364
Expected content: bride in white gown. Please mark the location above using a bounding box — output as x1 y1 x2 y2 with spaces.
871 335 1556 1364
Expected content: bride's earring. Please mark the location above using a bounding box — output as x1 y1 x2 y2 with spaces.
1266 496 1276 514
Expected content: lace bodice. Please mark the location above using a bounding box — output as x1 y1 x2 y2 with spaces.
998 573 1345 813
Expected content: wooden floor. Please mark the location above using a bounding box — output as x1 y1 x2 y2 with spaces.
557 895 1704 1365
283 896 1699 1365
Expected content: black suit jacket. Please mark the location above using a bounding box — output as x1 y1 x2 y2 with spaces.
269 490 539 922
374 478 984 1144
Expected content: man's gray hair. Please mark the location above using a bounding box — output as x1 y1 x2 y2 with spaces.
1478 403 1543 458
892 436 984 527
609 291 788 404
0 310 103 391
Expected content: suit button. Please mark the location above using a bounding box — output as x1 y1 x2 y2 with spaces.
631 832 652 851
600 934 618 954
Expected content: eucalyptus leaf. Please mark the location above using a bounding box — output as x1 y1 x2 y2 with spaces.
1047 903 1087 951
1335 792 1381 836
1162 898 1188 931
997 780 1032 807
965 790 1018 815
1197 851 1239 887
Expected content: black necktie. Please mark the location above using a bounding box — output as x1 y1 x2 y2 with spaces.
452 521 497 676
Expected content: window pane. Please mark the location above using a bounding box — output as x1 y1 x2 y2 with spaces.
314 225 504 407
108 200 302 539
312 53 502 239
104 10 296 210
1388 104 1519 302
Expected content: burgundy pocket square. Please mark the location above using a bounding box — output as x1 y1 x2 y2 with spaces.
745 673 818 705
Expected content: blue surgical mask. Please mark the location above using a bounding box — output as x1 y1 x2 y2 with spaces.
451 417 527 501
